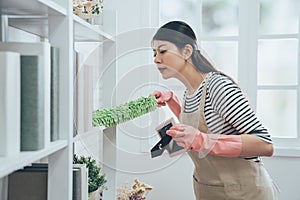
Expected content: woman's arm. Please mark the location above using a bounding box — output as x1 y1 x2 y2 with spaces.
208 73 274 157
240 134 273 157
167 124 273 158
166 94 181 119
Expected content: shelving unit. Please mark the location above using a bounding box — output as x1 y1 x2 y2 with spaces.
0 0 116 199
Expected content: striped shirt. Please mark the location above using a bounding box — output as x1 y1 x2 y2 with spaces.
183 72 272 162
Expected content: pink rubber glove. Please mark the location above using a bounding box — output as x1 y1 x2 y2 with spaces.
152 90 181 118
166 124 242 158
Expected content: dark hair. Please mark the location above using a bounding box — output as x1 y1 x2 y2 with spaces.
152 21 218 73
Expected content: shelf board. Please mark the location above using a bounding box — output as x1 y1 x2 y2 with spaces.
73 14 115 42
0 0 67 16
7 15 115 42
73 126 106 143
0 140 68 178
8 16 48 38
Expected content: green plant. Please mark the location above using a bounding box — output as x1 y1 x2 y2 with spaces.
92 95 157 127
73 154 107 193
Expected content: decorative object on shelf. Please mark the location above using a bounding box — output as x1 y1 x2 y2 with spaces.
73 154 107 200
73 0 104 20
92 95 157 128
88 186 103 200
117 179 153 200
73 164 89 200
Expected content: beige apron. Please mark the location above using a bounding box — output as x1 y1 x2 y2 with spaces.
180 73 278 200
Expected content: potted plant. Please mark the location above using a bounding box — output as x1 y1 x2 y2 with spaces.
73 154 107 200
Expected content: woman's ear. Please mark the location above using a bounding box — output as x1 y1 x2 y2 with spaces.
182 44 193 60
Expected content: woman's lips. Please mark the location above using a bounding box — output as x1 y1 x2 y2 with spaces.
158 67 167 73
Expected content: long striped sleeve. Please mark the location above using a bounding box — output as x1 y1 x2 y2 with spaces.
183 72 272 161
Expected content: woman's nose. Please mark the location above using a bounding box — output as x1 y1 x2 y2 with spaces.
154 55 161 64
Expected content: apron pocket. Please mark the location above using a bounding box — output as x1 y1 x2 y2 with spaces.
224 183 245 200
193 175 226 200
224 177 276 200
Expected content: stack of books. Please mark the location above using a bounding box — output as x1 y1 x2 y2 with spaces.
0 42 60 155
7 163 88 200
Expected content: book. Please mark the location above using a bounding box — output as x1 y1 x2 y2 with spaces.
76 51 93 134
50 46 60 141
73 50 79 137
0 176 8 200
8 163 88 200
8 165 48 200
73 168 82 200
73 164 88 200
20 56 45 150
83 63 93 133
0 42 51 151
0 51 21 157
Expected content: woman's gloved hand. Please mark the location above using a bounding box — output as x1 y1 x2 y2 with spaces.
152 90 181 118
166 123 242 158
152 90 173 106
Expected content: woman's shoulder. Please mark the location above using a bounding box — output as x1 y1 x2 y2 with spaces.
205 71 245 104
207 71 236 88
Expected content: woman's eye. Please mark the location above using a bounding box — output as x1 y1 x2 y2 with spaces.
153 50 167 57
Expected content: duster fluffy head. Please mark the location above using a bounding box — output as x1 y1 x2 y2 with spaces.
92 95 157 127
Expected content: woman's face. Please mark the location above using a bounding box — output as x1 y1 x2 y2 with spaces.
152 40 185 79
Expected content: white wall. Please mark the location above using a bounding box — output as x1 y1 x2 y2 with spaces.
103 1 300 200
263 156 300 200
104 0 196 199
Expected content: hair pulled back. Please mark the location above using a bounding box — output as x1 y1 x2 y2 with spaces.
152 21 218 73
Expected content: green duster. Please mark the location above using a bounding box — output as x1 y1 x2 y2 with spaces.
92 95 157 127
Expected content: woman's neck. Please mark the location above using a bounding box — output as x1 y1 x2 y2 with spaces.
176 63 206 94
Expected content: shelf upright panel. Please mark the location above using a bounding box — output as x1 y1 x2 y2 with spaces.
101 10 117 198
47 1 73 200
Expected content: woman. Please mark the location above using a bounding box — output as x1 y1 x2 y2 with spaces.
152 21 278 200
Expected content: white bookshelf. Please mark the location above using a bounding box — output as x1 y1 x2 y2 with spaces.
0 0 116 199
